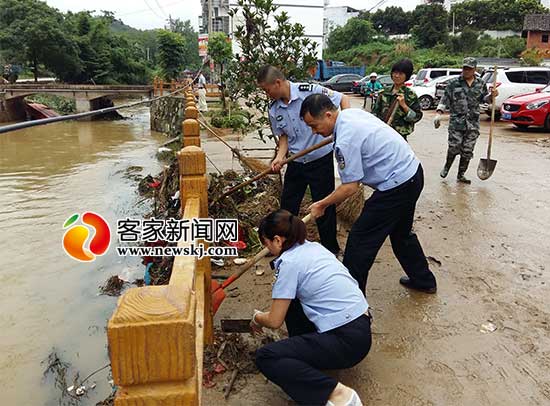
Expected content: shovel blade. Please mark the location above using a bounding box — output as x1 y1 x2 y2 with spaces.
477 158 497 180
212 287 226 315
221 319 252 333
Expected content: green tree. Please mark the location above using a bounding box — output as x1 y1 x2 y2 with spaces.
0 0 81 81
449 26 480 54
411 4 449 48
370 7 412 35
207 32 232 110
326 18 377 55
167 18 201 70
157 29 186 80
225 0 318 141
451 0 547 31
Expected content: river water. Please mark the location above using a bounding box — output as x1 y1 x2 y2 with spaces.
0 103 165 405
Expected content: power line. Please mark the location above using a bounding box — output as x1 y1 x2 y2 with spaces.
142 0 165 20
153 0 168 17
116 0 183 17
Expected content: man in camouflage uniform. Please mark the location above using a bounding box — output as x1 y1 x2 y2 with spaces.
372 59 422 141
435 57 497 184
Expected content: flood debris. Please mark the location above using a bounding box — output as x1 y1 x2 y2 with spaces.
99 276 126 296
203 329 270 395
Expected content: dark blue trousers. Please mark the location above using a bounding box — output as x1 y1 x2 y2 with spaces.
343 164 437 294
255 312 372 405
281 152 340 254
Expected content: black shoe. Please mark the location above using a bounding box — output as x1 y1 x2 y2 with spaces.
399 276 437 294
457 174 471 184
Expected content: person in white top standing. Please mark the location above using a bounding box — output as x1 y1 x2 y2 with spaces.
197 72 207 112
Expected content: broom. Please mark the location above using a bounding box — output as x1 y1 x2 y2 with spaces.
336 185 365 226
197 117 270 173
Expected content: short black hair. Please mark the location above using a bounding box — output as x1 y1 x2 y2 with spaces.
391 58 414 81
299 94 337 119
257 65 286 84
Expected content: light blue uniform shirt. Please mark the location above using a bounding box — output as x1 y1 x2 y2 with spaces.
272 240 369 333
334 109 420 191
269 82 343 163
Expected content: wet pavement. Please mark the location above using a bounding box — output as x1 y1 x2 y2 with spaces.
202 95 550 405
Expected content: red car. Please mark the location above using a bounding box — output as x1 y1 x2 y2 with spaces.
500 86 550 129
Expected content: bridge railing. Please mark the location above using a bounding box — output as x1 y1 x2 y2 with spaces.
107 90 213 405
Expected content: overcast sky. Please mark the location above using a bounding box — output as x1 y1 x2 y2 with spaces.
45 0 421 31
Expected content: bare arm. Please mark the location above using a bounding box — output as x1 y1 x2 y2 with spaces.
309 182 360 218
272 134 289 172
340 94 351 110
254 299 292 329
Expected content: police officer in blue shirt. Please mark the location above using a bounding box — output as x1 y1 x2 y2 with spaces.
300 94 437 295
257 65 350 255
252 209 370 406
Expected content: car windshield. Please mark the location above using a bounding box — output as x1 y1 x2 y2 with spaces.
543 85 550 93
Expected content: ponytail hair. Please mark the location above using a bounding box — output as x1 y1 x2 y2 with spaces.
258 209 306 254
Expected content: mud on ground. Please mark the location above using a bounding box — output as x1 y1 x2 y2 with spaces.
202 100 550 406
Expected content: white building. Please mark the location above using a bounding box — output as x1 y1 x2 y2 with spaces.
200 0 325 59
323 6 360 49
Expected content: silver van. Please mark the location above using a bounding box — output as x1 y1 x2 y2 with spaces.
414 68 463 86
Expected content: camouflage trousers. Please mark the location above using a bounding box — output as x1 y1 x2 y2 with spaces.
447 129 479 160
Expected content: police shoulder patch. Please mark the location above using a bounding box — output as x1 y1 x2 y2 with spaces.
335 146 345 170
321 87 334 97
298 83 314 92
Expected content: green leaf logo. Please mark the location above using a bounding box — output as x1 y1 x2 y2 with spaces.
63 214 79 228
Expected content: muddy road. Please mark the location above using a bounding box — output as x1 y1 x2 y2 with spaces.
202 96 550 405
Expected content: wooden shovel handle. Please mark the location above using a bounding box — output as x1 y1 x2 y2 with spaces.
218 214 313 290
488 65 498 160
212 137 334 205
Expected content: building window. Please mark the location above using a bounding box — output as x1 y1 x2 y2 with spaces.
542 34 549 43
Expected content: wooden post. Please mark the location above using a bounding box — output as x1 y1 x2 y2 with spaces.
177 146 213 344
153 77 157 97
159 79 164 96
183 106 200 148
171 79 176 93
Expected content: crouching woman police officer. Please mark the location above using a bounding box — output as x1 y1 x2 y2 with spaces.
252 209 371 406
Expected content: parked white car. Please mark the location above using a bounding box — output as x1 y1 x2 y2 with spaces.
413 68 463 86
480 67 550 116
411 75 459 110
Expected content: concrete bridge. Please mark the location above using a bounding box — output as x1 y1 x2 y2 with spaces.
0 84 153 121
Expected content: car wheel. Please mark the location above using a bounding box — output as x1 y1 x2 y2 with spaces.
513 123 529 130
544 114 550 131
418 95 433 110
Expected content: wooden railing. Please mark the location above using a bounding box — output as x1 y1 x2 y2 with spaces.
108 90 213 405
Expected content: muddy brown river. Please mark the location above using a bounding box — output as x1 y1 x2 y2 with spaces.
0 104 165 405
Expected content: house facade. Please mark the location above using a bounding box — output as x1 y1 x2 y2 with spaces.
524 14 550 54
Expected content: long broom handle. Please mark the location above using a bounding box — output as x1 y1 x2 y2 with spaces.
215 214 313 291
211 136 334 205
488 65 498 160
197 117 243 158
385 97 400 126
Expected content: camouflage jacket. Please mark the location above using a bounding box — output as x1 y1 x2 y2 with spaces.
436 75 489 131
372 85 423 138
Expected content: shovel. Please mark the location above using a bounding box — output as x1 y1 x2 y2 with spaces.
211 213 312 314
478 66 498 180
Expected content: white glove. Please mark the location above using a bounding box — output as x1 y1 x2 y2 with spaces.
433 114 441 129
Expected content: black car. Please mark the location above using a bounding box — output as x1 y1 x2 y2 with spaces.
320 74 363 92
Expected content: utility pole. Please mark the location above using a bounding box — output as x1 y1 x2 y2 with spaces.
452 12 455 36
208 0 213 34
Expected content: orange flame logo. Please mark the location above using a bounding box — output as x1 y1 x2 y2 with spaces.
62 212 111 262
